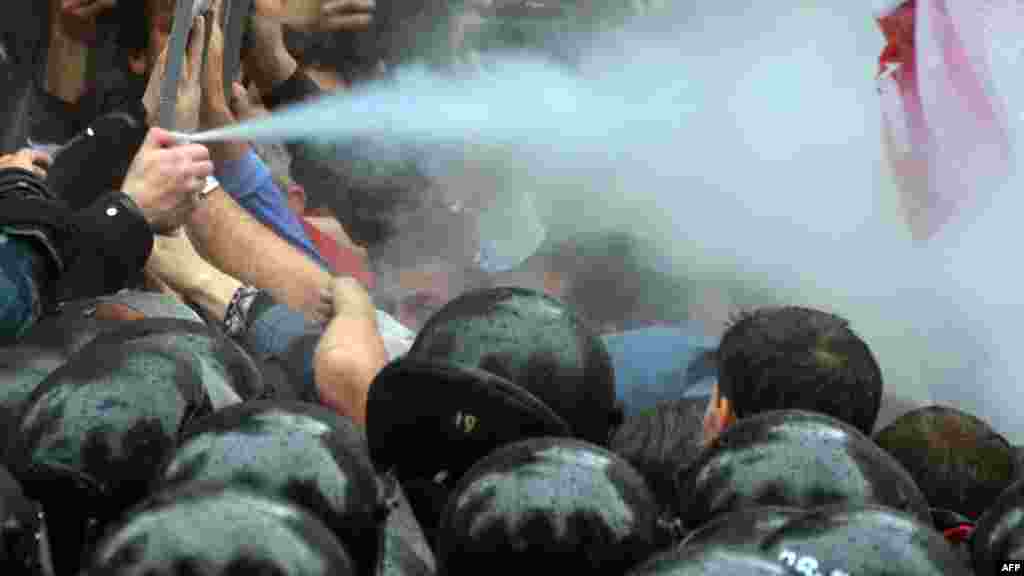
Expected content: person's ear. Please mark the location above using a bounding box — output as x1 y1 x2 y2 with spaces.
702 386 736 446
716 394 736 431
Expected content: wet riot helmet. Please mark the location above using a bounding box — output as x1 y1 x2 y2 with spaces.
437 437 661 575
155 400 385 575
675 410 931 530
83 485 356 575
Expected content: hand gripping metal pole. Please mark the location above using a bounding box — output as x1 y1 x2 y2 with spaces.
161 0 249 132
222 0 254 99
158 0 197 129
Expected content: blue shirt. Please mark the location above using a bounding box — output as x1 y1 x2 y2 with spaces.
601 323 718 417
215 149 329 269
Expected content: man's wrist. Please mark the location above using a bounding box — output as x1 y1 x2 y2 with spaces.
188 266 244 316
246 47 299 96
120 184 146 220
114 191 147 221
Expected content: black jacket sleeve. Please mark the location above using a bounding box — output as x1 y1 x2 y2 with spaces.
46 99 150 211
0 166 153 307
53 190 154 303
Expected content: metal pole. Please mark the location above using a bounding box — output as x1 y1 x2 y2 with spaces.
158 0 196 129
222 0 253 99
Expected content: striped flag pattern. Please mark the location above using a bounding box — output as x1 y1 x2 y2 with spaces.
876 0 1013 240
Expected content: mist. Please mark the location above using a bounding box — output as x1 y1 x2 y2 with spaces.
190 0 1024 439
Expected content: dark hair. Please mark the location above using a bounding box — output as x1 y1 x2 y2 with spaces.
609 398 705 512
715 306 883 435
556 231 690 330
283 0 454 82
297 140 449 258
283 26 382 84
873 405 1016 520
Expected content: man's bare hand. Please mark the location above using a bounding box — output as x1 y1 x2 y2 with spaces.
323 276 377 321
142 14 207 131
255 0 374 30
319 0 374 31
243 3 296 95
122 128 214 234
314 275 386 426
201 0 236 130
229 82 270 122
145 227 211 295
0 149 53 179
61 0 116 19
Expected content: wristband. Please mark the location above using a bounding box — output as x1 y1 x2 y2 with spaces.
222 285 261 339
198 175 219 200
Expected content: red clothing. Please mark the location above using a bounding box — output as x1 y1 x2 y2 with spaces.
302 219 375 289
876 0 1012 240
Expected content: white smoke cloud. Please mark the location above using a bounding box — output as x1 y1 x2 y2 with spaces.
193 0 1024 440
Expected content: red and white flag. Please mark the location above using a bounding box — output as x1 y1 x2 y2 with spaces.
876 0 1015 241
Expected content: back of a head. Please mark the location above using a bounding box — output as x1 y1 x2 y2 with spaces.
560 231 650 328
676 411 931 530
305 139 487 269
610 398 706 512
437 437 661 575
874 405 1016 520
554 231 689 331
716 306 883 435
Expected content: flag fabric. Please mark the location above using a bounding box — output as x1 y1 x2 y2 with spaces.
876 0 1014 241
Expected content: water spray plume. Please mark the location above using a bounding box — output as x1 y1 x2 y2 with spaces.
184 0 1024 440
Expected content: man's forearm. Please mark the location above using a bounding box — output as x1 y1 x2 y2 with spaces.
313 314 387 426
186 266 243 322
214 149 328 267
187 187 331 318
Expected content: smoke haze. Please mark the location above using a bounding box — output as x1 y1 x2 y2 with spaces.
190 0 1023 440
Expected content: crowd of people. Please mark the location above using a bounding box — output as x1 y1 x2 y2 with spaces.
0 0 1021 575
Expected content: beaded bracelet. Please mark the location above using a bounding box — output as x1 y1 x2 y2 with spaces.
222 285 261 339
